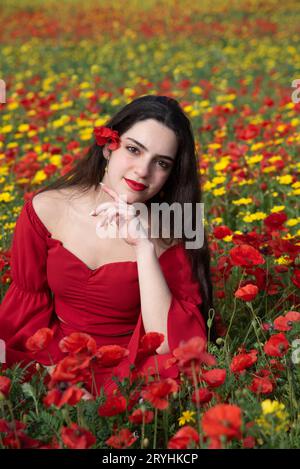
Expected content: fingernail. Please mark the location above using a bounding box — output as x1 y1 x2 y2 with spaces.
89 210 96 216
99 182 104 186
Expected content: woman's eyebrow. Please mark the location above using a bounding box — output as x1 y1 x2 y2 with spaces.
126 137 175 161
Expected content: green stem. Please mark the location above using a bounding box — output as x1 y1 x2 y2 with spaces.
191 360 202 449
153 407 158 449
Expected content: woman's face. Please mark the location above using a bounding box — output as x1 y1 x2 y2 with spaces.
102 119 178 204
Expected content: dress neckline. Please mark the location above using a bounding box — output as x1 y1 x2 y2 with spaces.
27 197 183 274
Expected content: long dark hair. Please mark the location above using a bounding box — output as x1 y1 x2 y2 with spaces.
36 95 216 342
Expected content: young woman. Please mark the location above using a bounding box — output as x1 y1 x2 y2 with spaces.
0 95 215 396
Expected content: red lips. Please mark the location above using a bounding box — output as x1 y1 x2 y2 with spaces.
124 178 148 191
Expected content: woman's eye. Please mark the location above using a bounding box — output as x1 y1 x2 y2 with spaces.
127 146 170 170
158 161 170 170
126 146 139 154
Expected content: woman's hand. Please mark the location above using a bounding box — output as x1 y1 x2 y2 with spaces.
90 183 151 248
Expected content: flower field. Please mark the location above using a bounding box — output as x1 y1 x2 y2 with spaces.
0 0 300 450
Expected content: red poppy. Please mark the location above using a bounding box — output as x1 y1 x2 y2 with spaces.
61 423 96 449
50 355 91 386
25 327 54 352
106 428 137 449
191 387 213 405
213 225 232 240
95 344 129 367
234 284 259 301
229 244 265 267
43 385 84 408
230 349 258 373
264 332 289 357
59 332 97 356
128 408 154 425
98 393 127 417
0 376 11 397
249 376 274 394
264 212 287 231
172 336 216 369
141 378 179 410
242 436 256 448
291 269 300 289
202 404 242 440
168 425 199 449
201 368 226 388
273 311 300 332
94 126 121 150
138 332 165 355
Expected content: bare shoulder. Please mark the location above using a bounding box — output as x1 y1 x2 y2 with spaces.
31 189 69 231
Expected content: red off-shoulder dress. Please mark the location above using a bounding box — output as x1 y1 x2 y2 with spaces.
0 197 206 396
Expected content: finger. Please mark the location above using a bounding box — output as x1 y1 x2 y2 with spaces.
100 182 126 204
91 201 116 216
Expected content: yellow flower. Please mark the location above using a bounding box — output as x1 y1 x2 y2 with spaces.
203 181 215 192
208 143 221 150
214 157 230 171
277 175 293 185
31 170 47 185
287 218 300 227
243 211 267 223
245 155 263 165
270 205 285 213
232 197 253 206
191 86 203 95
0 193 15 203
275 256 292 265
178 410 196 427
213 187 226 197
212 176 226 185
251 142 264 151
256 399 289 434
212 217 223 225
1 124 13 133
18 123 30 132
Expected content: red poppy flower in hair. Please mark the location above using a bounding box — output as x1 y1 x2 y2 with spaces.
93 126 121 150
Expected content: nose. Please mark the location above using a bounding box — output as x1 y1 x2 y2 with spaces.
134 158 151 180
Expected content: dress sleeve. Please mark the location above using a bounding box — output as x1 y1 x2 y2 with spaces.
108 243 207 391
0 199 55 368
